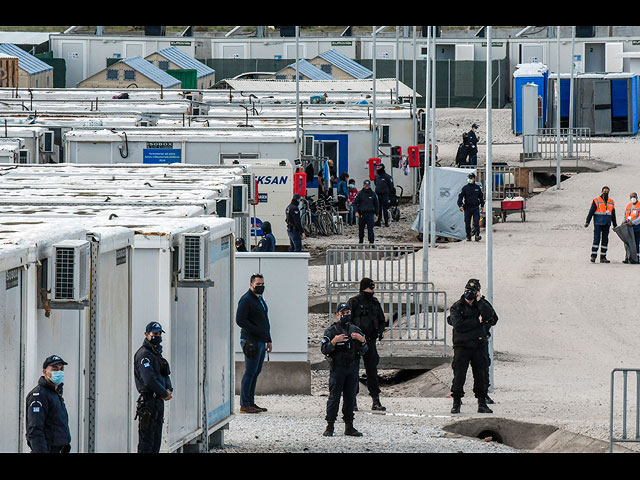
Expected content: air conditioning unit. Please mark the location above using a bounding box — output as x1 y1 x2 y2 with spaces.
192 106 201 116
41 131 54 153
380 124 391 145
138 120 151 127
241 172 255 203
178 232 210 283
231 184 249 214
215 198 231 218
51 240 90 303
17 149 30 164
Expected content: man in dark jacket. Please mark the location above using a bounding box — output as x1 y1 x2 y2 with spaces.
447 279 498 414
134 322 173 453
255 221 276 252
285 194 305 252
348 277 387 411
236 273 272 414
25 355 72 453
458 172 485 242
466 123 479 165
585 186 617 263
321 302 368 437
374 163 394 227
352 180 379 244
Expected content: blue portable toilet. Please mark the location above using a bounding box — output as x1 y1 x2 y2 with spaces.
607 73 639 134
512 63 548 134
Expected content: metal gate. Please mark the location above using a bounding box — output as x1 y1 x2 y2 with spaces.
330 281 447 356
610 368 640 452
325 244 419 301
522 128 591 164
460 165 523 200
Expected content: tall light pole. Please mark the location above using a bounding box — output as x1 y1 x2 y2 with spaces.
556 26 562 190
372 26 377 158
422 25 431 281
429 26 437 248
412 26 417 204
569 26 575 157
295 26 300 160
486 25 494 391
396 26 400 104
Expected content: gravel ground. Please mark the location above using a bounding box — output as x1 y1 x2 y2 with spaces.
216 108 640 453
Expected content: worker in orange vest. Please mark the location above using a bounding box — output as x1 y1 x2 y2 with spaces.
585 186 617 263
623 192 640 263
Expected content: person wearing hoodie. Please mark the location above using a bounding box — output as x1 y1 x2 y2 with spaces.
348 277 387 412
254 221 276 252
585 186 617 263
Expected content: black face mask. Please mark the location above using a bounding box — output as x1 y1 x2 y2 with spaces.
149 335 162 346
339 314 351 325
463 289 476 301
254 285 265 295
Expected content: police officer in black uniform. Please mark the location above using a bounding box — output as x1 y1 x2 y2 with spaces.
285 193 305 252
374 163 394 227
458 172 485 242
447 279 498 414
352 180 379 244
25 355 72 453
134 321 173 453
321 302 368 437
348 277 387 412
467 122 480 165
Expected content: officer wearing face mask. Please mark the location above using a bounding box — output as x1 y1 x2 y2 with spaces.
321 303 368 437
447 279 498 415
134 322 173 453
458 172 485 242
467 123 480 165
25 355 72 453
286 193 306 252
621 192 640 263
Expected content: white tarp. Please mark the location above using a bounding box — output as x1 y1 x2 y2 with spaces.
411 167 476 240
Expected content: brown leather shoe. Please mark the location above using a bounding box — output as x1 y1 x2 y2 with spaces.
240 405 262 414
252 404 268 412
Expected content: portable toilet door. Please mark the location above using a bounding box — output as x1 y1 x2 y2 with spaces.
607 74 638 135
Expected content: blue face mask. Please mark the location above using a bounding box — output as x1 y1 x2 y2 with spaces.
49 371 64 385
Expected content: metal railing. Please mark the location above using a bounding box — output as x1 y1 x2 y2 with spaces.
325 244 419 301
522 127 591 165
331 282 447 356
610 368 640 452
459 165 523 200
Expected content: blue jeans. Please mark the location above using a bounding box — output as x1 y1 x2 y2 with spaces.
240 340 267 407
288 230 302 252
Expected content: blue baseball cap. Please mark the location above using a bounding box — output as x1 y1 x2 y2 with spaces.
145 322 165 333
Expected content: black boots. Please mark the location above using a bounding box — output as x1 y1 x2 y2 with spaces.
371 396 386 411
600 255 610 263
485 394 495 405
323 422 334 437
344 422 363 437
478 397 493 414
475 234 482 242
590 255 596 263
451 397 461 414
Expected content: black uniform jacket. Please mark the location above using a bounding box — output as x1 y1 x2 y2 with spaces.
448 295 498 348
285 201 304 233
457 183 485 210
25 376 71 453
321 321 368 367
134 339 173 398
351 189 379 214
236 289 272 343
348 292 386 340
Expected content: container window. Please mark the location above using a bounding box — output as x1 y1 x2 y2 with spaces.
107 69 119 80
124 70 136 81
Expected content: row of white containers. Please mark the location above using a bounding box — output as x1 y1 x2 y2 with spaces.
0 165 245 453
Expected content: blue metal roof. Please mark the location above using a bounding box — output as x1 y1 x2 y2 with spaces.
121 57 181 88
317 49 373 79
0 43 53 75
155 46 215 79
286 59 334 80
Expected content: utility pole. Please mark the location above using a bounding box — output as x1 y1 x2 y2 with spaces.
295 26 300 161
422 24 431 282
412 26 417 204
556 26 562 190
486 26 494 392
569 26 575 158
429 26 437 248
372 26 377 158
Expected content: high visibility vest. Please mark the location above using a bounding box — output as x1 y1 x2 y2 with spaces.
626 201 640 222
594 196 614 216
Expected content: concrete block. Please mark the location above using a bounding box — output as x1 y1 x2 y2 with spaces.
235 361 311 395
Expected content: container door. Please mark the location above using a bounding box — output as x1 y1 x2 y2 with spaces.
0 267 23 452
585 43 605 73
61 42 84 88
593 80 612 134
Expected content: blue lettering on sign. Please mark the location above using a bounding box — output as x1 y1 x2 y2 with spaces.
143 149 181 164
257 175 288 185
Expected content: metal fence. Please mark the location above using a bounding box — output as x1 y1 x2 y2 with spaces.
331 282 447 355
325 244 419 301
459 165 523 200
610 368 640 452
522 128 591 165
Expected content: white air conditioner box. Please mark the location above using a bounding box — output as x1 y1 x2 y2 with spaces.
231 183 249 214
51 239 90 302
178 232 210 283
18 149 30 164
41 131 55 153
